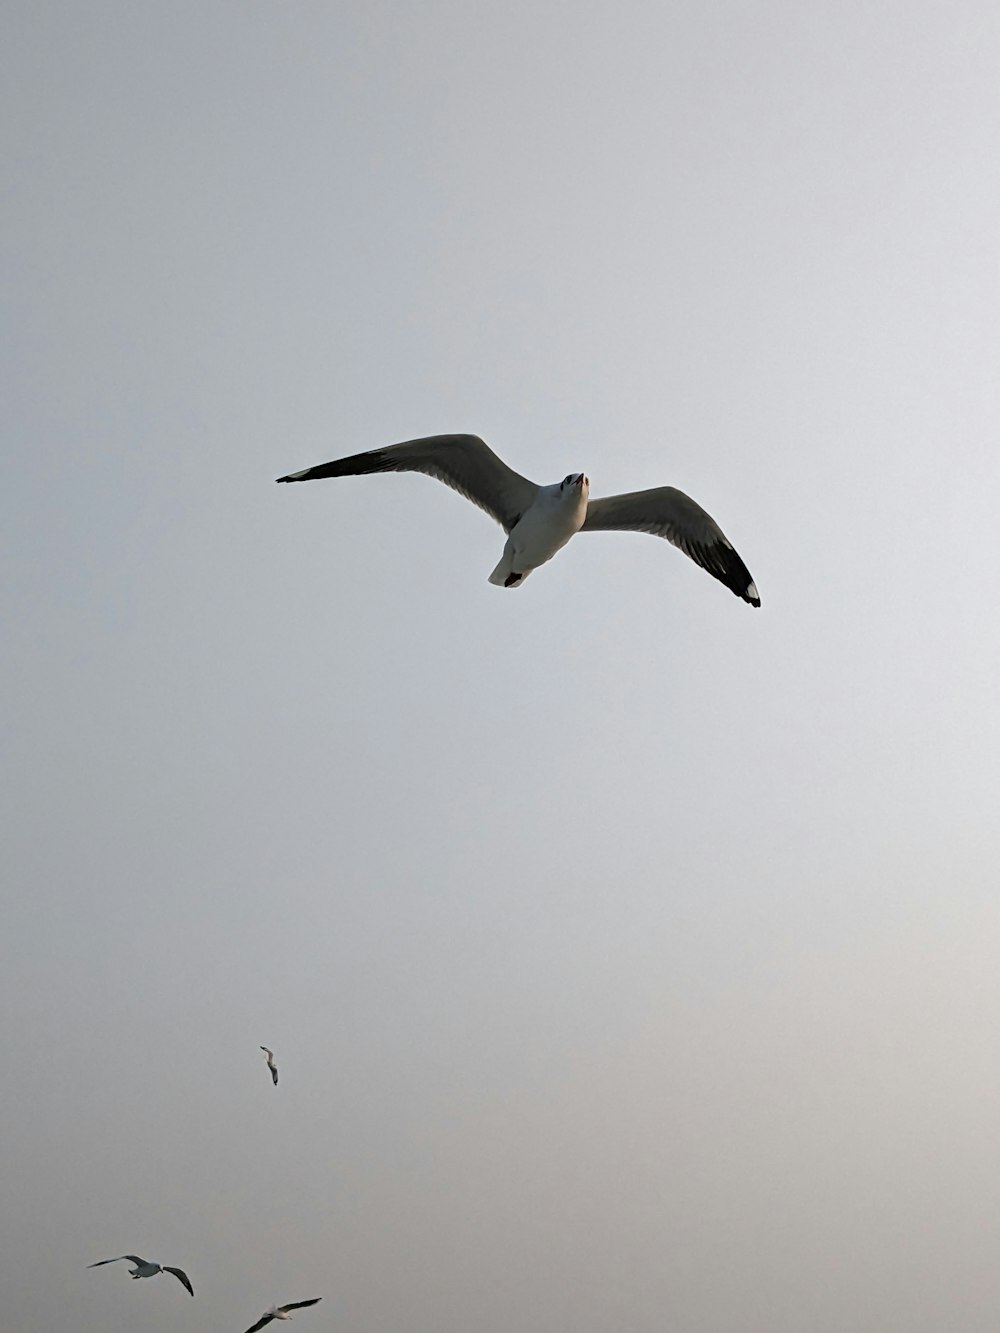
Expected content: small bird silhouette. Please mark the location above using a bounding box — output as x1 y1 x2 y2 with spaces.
260 1046 278 1086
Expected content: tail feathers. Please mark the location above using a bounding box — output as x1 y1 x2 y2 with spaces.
488 555 526 587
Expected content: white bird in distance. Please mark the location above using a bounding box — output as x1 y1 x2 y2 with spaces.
87 1254 194 1295
261 1045 278 1086
243 1297 323 1333
277 434 759 604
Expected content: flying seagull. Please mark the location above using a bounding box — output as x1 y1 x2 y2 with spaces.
261 1046 278 1086
88 1255 194 1296
277 434 759 604
243 1297 323 1333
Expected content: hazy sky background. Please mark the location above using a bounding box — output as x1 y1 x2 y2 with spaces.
4 2 1000 1330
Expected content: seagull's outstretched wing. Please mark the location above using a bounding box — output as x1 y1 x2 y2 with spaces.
260 1046 278 1084
279 1299 323 1314
243 1315 277 1333
163 1266 194 1296
582 487 760 606
88 1255 147 1268
276 435 538 534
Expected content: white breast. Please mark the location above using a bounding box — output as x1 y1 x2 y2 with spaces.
511 487 587 568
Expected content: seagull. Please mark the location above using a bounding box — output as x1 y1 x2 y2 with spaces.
243 1297 323 1333
88 1255 194 1296
261 1046 278 1086
276 434 759 604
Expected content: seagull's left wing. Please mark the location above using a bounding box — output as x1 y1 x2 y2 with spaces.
582 487 760 605
279 1299 323 1314
163 1267 194 1296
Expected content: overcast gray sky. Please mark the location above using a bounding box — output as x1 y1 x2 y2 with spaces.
4 1 1000 1330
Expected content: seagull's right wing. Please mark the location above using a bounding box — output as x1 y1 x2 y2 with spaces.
88 1256 146 1268
243 1316 276 1333
279 1299 323 1314
276 435 538 534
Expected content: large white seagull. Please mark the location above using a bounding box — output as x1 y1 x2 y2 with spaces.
277 434 760 605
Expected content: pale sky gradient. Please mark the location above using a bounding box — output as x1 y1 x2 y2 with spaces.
4 2 1000 1330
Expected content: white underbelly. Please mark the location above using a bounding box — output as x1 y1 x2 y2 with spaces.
511 505 582 570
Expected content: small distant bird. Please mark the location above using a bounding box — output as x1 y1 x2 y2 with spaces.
88 1255 194 1296
261 1046 278 1086
243 1297 323 1333
277 434 760 604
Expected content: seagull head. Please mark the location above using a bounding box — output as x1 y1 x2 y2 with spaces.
558 473 589 497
